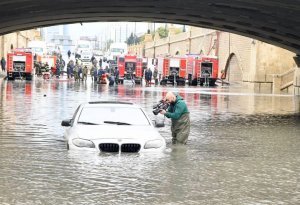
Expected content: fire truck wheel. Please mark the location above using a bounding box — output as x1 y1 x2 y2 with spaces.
26 75 32 81
209 82 216 86
160 80 167 86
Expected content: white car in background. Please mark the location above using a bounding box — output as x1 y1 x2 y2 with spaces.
61 101 166 153
80 50 93 67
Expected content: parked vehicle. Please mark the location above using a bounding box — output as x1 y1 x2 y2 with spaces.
80 50 93 68
7 48 34 80
61 101 166 153
186 55 219 86
117 55 143 84
28 40 47 56
158 56 187 86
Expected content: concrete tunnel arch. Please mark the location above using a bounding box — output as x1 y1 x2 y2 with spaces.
0 0 299 54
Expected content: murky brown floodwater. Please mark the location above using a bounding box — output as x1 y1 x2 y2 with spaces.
0 78 299 205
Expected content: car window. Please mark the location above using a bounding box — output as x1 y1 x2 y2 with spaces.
78 107 150 125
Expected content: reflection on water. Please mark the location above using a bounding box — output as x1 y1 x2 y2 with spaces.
0 79 300 204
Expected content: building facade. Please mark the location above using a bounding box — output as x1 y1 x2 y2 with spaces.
0 29 41 58
130 26 297 94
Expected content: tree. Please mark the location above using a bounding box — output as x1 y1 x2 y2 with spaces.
156 26 168 38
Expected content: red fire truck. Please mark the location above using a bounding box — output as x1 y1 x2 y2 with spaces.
158 57 187 85
117 55 143 84
186 55 219 86
186 54 201 86
7 49 34 80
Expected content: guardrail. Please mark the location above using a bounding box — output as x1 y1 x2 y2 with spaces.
272 68 296 93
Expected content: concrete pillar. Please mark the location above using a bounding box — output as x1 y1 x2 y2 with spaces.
168 25 176 36
293 55 300 95
273 74 281 94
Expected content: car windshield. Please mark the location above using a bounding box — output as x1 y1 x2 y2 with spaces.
78 106 150 125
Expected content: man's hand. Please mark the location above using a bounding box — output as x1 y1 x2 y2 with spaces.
160 110 166 115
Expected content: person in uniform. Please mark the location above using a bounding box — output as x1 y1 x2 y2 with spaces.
82 66 88 81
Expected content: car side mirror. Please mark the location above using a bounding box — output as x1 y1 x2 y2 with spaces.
153 119 165 128
61 119 71 127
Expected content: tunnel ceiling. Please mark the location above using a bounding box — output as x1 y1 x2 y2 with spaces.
0 0 299 54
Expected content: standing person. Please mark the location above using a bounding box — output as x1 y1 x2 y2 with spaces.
69 60 75 78
160 92 190 145
78 63 83 81
91 55 96 65
1 57 6 72
74 61 79 81
114 67 119 85
67 50 71 59
145 68 152 86
67 60 71 79
82 66 88 81
99 58 103 69
153 66 158 85
90 65 95 81
55 59 61 78
93 67 98 82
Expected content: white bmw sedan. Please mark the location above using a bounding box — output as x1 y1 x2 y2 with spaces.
61 101 166 153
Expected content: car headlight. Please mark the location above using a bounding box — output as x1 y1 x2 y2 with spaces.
133 72 136 74
72 138 95 148
144 139 164 149
124 71 127 74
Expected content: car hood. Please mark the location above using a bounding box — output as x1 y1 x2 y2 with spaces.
71 125 162 141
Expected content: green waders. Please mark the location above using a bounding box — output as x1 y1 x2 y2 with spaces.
171 113 190 144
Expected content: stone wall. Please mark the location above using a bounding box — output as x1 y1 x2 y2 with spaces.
129 26 297 93
0 29 41 58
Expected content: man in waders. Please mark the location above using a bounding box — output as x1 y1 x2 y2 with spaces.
160 92 190 144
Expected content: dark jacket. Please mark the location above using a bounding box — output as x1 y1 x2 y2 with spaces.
98 69 105 77
145 69 152 81
114 69 119 78
1 58 6 68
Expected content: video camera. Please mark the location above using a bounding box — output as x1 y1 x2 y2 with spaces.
153 100 169 115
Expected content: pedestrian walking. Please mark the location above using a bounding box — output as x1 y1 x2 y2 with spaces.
67 50 71 59
160 92 190 144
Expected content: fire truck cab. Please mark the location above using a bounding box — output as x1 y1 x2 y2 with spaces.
7 49 34 80
158 57 186 86
117 55 143 84
198 56 219 86
187 55 219 86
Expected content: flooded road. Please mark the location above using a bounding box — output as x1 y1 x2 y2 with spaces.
0 78 300 205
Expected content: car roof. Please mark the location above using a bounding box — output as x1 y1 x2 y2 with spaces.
84 101 140 108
